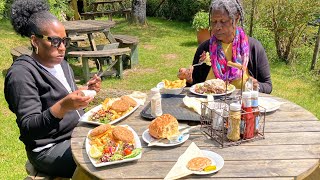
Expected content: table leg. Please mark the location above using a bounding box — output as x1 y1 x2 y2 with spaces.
102 29 117 44
115 55 123 79
81 57 90 82
72 166 96 180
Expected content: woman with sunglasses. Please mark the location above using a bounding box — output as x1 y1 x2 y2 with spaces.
4 0 101 178
178 0 272 94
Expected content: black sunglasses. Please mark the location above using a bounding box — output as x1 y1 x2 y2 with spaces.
35 34 71 48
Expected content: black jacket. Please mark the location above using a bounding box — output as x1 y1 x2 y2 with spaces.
190 37 272 94
4 55 84 151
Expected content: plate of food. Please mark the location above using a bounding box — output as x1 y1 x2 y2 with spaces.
190 79 236 96
259 97 282 113
188 150 224 175
142 114 189 147
79 95 140 125
86 124 142 167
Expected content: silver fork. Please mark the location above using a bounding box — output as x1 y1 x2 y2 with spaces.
193 61 205 67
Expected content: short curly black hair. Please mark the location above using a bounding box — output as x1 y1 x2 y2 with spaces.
10 0 58 37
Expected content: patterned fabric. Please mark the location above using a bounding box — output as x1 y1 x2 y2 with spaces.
209 27 249 81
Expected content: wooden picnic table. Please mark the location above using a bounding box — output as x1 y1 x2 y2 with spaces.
62 20 131 81
70 90 320 179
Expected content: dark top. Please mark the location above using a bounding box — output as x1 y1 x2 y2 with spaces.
189 37 272 94
4 55 84 151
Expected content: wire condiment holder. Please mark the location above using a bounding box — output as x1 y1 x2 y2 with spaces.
199 55 266 148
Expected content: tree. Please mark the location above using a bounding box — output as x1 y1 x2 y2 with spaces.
258 0 320 64
131 0 146 25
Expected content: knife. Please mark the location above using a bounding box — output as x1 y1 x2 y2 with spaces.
147 125 199 146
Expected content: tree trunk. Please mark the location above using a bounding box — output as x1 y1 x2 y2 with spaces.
71 0 81 20
249 0 256 37
131 0 147 25
311 25 320 70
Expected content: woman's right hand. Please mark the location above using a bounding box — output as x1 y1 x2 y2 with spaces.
51 90 93 119
177 66 193 83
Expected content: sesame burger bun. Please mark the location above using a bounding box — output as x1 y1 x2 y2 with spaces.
89 124 112 140
111 99 130 112
121 95 137 107
187 157 212 171
148 114 179 139
112 126 134 143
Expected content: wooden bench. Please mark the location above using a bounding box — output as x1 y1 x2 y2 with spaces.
81 11 113 20
25 160 69 180
113 35 139 68
67 47 131 81
11 46 32 61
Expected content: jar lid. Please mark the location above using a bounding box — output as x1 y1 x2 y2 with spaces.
230 103 241 111
151 87 160 93
242 91 251 98
251 91 259 98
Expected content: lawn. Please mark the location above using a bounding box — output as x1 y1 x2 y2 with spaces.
0 17 319 179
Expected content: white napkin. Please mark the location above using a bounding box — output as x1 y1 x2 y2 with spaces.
164 142 204 180
129 91 147 105
183 96 207 115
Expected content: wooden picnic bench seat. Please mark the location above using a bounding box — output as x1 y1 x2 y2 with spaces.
114 35 139 67
81 11 113 20
25 160 68 180
67 47 131 81
11 46 32 61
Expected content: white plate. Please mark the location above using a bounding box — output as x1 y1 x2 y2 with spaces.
190 83 236 97
259 97 281 113
85 125 142 167
142 126 189 147
192 150 224 175
79 98 140 125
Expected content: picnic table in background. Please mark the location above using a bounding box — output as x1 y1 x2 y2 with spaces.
70 90 320 179
81 0 131 20
62 20 131 82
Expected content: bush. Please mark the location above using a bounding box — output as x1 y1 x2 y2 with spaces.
192 11 209 31
147 0 211 22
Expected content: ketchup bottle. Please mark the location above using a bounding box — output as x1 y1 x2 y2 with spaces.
242 92 255 139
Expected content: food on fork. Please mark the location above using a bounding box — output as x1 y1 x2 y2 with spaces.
148 114 179 139
112 126 134 143
187 157 212 171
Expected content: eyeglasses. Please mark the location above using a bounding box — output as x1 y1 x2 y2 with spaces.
35 34 71 48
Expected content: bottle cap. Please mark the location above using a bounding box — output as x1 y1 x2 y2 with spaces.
242 91 251 98
151 87 160 94
230 103 241 111
251 91 259 98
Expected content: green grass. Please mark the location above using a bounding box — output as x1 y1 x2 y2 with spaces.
0 17 319 179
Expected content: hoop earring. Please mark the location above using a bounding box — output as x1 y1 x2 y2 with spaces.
35 46 39 54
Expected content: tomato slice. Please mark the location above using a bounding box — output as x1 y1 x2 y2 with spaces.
124 148 132 156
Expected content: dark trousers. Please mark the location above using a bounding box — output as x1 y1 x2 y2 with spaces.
26 140 76 178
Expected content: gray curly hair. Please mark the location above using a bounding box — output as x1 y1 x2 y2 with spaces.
209 0 245 27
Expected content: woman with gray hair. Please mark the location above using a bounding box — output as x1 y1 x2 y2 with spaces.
178 0 272 94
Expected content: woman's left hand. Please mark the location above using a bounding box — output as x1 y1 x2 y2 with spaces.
86 74 101 92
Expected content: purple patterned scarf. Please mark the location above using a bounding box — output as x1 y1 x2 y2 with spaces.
209 27 249 81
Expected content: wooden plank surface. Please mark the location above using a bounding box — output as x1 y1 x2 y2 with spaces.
68 47 131 57
71 92 320 179
62 20 116 34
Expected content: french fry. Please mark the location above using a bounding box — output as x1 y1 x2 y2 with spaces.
162 79 186 89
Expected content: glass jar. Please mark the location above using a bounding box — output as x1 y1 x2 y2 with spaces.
227 103 241 141
150 88 162 117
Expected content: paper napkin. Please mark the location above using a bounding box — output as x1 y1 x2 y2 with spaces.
164 142 204 180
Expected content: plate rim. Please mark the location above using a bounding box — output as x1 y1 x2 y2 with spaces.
192 150 224 175
142 127 190 147
85 124 142 167
79 98 140 125
190 82 236 97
